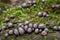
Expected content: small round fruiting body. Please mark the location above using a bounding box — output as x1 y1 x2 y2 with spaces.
27 1 32 4
32 0 36 4
41 31 47 36
24 25 28 31
14 29 19 35
22 3 31 7
9 14 14 19
41 0 45 3
8 30 13 35
38 12 43 17
35 28 39 34
33 4 36 7
18 27 25 35
39 29 42 33
53 26 58 31
1 26 7 30
27 28 32 33
38 23 46 29
4 18 9 23
43 12 47 17
28 23 33 28
7 23 13 28
44 28 49 32
18 23 23 27
57 26 60 31
33 23 38 29
24 21 29 25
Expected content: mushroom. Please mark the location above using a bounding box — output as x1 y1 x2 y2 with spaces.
44 28 49 32
57 26 60 31
38 11 43 17
0 28 2 32
17 23 23 27
35 28 39 34
38 23 46 29
33 23 38 29
1 26 7 30
24 25 28 31
14 29 19 35
53 26 58 31
8 30 13 35
22 2 31 7
41 31 47 36
41 0 45 3
28 23 33 28
18 27 25 35
24 21 29 25
39 29 42 33
27 28 32 33
9 14 14 19
7 22 14 28
4 18 9 23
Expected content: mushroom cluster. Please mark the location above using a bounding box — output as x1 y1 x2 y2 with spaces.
1 13 60 37
21 0 36 8
38 11 49 17
2 22 49 37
